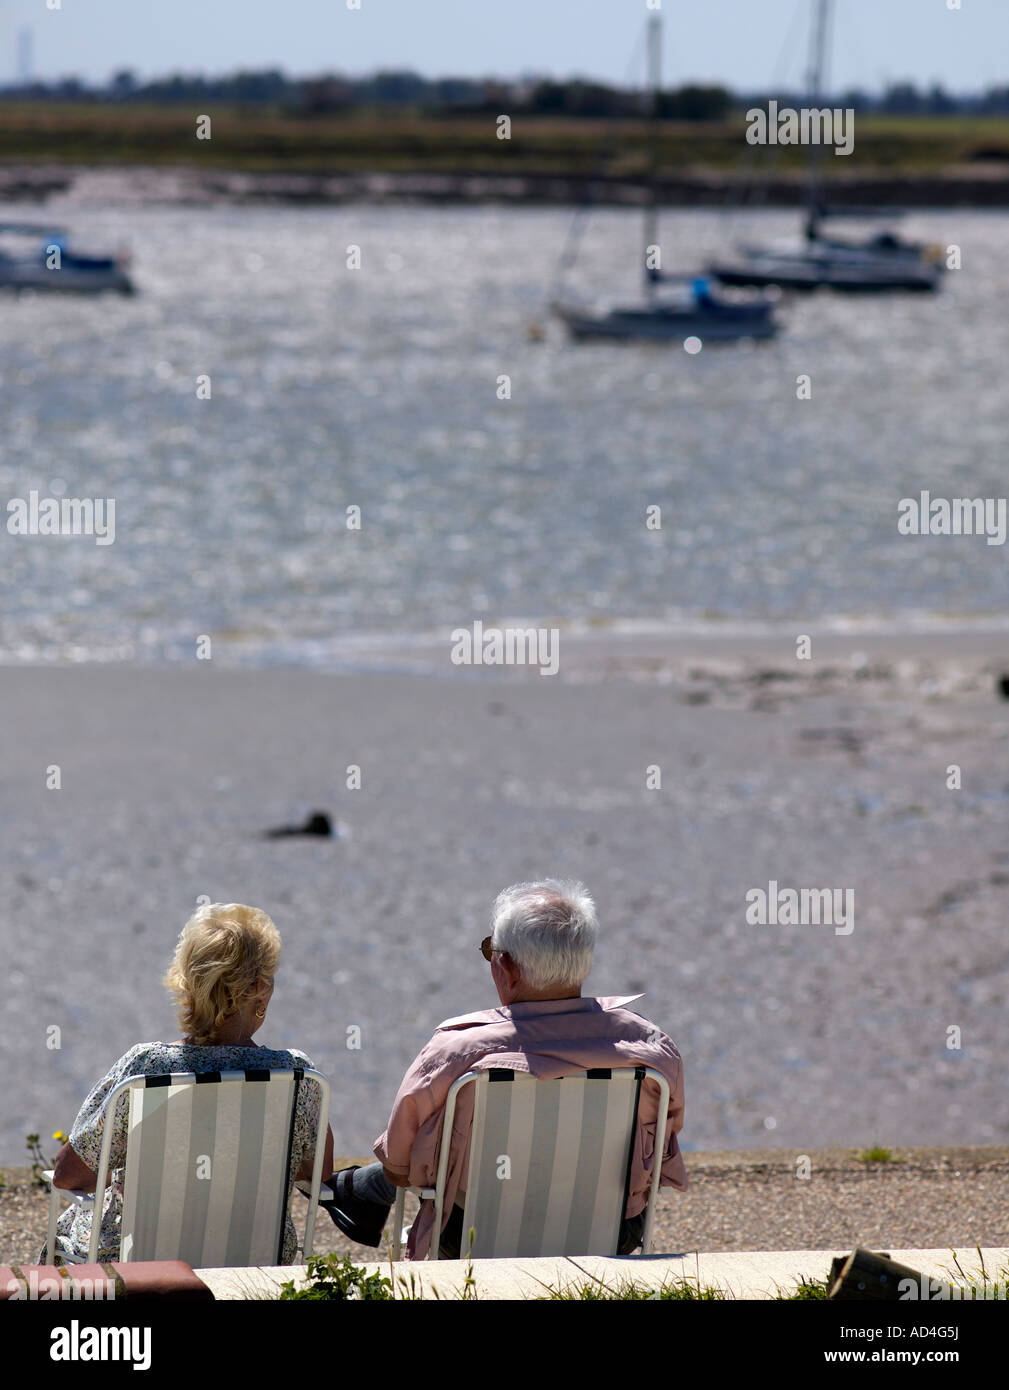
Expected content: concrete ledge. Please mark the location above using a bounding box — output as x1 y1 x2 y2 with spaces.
197 1247 1009 1301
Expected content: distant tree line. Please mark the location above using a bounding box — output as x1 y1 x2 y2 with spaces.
2 67 1008 117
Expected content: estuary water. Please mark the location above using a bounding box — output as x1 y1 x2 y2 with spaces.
1 203 1005 668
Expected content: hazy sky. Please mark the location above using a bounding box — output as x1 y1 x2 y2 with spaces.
1 0 1005 93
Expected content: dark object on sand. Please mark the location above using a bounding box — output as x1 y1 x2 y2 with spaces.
828 1247 928 1300
998 675 1009 700
265 811 333 839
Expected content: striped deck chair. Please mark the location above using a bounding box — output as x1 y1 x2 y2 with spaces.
45 1067 330 1268
391 1065 670 1260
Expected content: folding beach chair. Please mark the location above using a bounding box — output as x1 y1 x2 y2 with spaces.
44 1067 330 1268
391 1065 670 1260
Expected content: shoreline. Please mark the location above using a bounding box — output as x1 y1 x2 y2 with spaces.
0 621 1006 682
3 163 1009 208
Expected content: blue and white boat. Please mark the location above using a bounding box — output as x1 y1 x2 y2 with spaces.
0 223 135 294
553 273 778 342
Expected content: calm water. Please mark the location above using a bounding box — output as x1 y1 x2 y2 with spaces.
1 203 1006 666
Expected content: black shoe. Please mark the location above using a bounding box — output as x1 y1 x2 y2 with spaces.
617 1212 646 1256
321 1167 390 1248
437 1203 465 1260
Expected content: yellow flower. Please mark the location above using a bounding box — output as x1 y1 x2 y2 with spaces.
52 1130 68 1142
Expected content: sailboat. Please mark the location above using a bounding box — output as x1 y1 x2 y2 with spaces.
709 226 944 293
708 0 944 293
551 13 779 344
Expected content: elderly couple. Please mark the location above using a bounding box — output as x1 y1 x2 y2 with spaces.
52 881 686 1262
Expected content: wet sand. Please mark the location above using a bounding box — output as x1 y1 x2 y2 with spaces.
1 630 1008 1162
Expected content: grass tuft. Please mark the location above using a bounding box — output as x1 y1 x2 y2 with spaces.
857 1145 903 1164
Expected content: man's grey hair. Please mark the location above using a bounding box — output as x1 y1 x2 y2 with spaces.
491 880 597 991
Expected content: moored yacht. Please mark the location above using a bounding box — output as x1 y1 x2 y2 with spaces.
707 0 944 295
552 12 780 346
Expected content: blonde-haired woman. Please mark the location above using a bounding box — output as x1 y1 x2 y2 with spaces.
50 903 334 1263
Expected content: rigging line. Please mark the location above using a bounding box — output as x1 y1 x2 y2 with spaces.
549 15 653 295
722 0 809 239
770 0 814 92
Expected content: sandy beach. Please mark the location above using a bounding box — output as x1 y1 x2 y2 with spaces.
2 627 1007 1165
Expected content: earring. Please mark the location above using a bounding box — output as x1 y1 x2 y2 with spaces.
255 1006 266 1019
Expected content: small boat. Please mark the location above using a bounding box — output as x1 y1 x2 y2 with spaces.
552 13 779 346
0 223 135 295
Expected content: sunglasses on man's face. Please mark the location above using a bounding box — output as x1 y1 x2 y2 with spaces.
479 936 498 962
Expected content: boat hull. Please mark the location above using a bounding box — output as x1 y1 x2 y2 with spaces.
553 302 778 342
0 261 135 295
708 254 940 293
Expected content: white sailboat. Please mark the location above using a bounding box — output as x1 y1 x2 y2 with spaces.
552 13 779 345
708 0 945 293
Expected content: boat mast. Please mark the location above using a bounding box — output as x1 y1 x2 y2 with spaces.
804 0 833 239
643 11 662 299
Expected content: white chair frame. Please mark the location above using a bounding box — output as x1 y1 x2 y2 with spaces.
391 1065 670 1260
44 1066 330 1267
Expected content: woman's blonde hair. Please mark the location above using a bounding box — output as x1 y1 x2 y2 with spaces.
163 903 281 1044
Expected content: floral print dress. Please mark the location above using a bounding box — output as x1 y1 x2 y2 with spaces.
57 1041 323 1264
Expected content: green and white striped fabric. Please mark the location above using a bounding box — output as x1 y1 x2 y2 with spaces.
453 1067 657 1259
112 1069 308 1267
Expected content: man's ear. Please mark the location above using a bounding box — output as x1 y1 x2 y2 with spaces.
499 952 521 985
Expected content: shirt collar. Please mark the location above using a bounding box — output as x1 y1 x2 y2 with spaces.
506 994 643 1017
437 994 643 1030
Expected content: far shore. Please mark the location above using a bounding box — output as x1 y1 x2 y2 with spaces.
3 105 1009 206
3 162 1008 208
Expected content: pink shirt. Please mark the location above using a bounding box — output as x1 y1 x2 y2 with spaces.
373 994 686 1259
